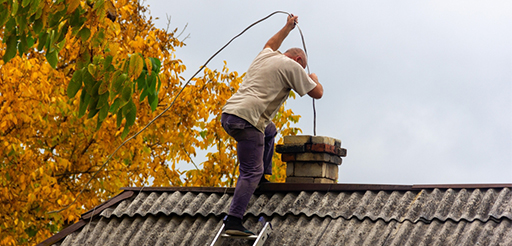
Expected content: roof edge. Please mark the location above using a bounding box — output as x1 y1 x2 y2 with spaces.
37 190 135 246
411 183 512 189
121 183 512 193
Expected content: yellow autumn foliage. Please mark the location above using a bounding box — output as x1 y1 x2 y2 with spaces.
0 0 302 245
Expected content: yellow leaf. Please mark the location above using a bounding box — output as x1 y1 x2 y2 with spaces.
66 0 80 14
145 57 152 76
128 54 144 79
108 42 119 57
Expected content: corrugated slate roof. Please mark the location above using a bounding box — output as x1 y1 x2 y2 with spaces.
41 184 512 246
101 188 512 224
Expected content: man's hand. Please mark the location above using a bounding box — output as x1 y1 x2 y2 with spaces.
309 73 318 83
286 14 298 31
307 73 323 99
264 14 299 51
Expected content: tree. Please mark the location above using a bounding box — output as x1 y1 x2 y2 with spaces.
0 0 302 245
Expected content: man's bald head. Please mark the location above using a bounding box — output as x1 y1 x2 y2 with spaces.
284 48 308 68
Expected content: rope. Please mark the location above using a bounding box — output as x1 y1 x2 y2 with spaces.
49 10 313 214
296 25 317 136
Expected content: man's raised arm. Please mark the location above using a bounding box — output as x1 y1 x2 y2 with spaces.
264 14 298 51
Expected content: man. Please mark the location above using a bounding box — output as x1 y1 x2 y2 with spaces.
221 14 323 236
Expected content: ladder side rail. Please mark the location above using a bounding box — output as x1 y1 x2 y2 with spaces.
210 223 226 246
252 222 272 246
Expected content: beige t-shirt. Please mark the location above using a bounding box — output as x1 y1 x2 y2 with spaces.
222 48 317 132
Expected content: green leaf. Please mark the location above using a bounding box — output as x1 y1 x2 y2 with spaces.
5 17 16 33
150 57 161 72
56 24 68 44
150 97 158 111
29 0 40 16
121 124 130 139
12 1 19 16
92 0 105 11
47 30 55 52
67 69 83 98
0 6 9 27
78 90 90 117
104 55 113 71
96 91 109 109
147 73 157 95
139 89 149 102
78 28 91 41
82 70 95 95
46 50 58 69
70 8 80 27
116 108 123 127
110 71 121 93
87 106 99 119
124 101 136 127
27 35 34 48
109 98 121 113
24 225 37 238
21 0 31 8
98 79 110 95
33 18 43 34
91 79 101 96
37 32 47 51
56 37 66 52
77 47 91 69
136 71 146 91
16 12 28 32
147 93 158 111
97 104 109 130
87 95 99 119
121 84 132 102
49 8 65 28
87 64 96 78
121 101 136 139
18 33 28 55
91 29 104 48
3 34 17 63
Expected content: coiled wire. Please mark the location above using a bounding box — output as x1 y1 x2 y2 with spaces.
49 10 315 214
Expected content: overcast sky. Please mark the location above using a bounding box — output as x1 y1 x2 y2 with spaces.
144 0 511 185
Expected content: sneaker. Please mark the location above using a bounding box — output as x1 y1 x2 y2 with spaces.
224 215 255 236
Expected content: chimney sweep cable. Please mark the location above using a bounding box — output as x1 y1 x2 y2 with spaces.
49 10 315 214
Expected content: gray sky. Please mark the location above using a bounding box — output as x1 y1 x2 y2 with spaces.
145 0 511 185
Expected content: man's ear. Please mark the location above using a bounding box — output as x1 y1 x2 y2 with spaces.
296 57 305 68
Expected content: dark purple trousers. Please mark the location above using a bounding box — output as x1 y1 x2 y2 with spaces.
221 113 277 219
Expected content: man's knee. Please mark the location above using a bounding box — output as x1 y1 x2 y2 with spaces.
239 164 264 181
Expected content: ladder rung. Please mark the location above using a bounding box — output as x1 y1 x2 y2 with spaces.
210 220 272 246
221 234 258 240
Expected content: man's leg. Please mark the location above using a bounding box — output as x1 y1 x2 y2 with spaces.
262 122 277 176
221 114 264 235
229 127 264 219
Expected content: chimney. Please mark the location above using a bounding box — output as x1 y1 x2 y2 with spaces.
276 135 347 183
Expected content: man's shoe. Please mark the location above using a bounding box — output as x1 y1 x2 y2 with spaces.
224 215 255 236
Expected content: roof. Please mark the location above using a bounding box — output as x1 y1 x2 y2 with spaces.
40 183 512 246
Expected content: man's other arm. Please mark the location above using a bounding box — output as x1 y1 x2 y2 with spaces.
307 73 323 99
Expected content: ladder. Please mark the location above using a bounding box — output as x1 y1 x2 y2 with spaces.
210 218 272 246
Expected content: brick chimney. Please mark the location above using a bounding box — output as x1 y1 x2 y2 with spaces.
276 135 347 183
